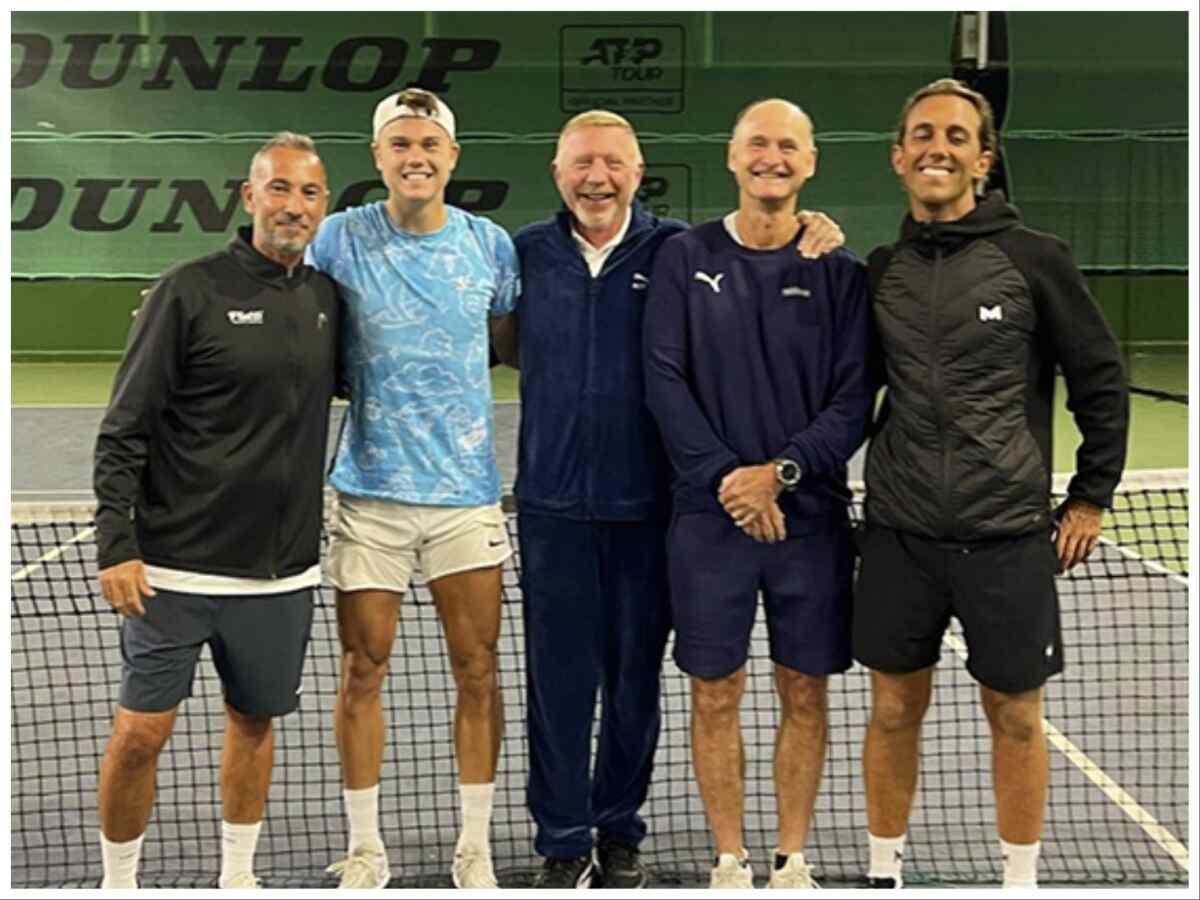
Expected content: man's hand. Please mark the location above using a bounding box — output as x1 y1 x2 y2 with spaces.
98 559 155 617
741 501 787 544
718 464 781 524
1054 498 1104 573
795 210 845 259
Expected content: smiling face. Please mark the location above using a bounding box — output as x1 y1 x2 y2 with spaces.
241 146 328 267
892 93 994 222
727 100 817 210
552 124 644 246
372 116 459 208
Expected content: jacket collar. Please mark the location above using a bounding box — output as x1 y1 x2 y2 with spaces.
899 190 1021 253
555 200 656 249
228 225 310 284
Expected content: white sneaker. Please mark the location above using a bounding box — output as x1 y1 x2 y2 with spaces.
219 872 263 889
327 844 391 889
768 851 818 888
710 851 754 889
452 843 498 888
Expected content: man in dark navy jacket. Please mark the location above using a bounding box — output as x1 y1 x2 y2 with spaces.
492 110 843 889
643 99 873 889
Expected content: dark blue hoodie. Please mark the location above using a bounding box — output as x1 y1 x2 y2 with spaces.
513 202 688 521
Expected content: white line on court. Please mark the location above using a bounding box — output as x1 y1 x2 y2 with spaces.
941 632 1189 873
10 403 106 409
1096 535 1189 588
11 489 95 496
10 526 96 582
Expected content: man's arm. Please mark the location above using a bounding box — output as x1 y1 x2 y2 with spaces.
1032 238 1130 570
93 280 185 614
643 238 742 499
489 312 519 369
782 259 874 472
795 210 845 259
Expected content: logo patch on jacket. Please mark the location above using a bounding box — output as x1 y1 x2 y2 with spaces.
317 311 328 329
227 310 264 325
631 272 649 291
781 286 811 299
694 271 725 293
978 304 1003 322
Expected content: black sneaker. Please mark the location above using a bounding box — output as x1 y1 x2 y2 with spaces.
533 855 595 889
595 838 648 889
865 875 900 888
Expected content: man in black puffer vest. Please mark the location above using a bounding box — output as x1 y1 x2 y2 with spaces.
854 79 1128 890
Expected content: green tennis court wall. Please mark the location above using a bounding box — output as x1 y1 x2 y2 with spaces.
10 11 1187 354
10 274 1186 360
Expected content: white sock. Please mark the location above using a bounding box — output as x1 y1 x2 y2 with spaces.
218 820 262 887
1001 839 1040 888
457 782 495 850
99 831 144 889
868 832 906 884
344 785 383 854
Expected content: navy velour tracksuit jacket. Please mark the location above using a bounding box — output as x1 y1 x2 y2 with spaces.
514 202 688 522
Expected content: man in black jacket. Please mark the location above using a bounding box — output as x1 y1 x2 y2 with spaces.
854 79 1128 889
92 133 340 889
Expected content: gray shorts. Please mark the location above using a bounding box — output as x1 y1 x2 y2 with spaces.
119 587 314 717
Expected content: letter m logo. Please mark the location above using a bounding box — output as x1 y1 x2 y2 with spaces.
978 304 1003 322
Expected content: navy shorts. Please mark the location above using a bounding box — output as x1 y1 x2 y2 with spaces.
667 512 853 679
119 587 314 717
853 525 1063 693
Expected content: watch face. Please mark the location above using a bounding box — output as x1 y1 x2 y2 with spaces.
778 460 801 485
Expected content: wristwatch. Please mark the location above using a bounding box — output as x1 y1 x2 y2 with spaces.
774 458 803 492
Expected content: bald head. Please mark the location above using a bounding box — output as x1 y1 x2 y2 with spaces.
726 97 818 210
732 98 814 148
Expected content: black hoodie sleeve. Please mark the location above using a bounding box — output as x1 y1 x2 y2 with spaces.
93 277 189 568
1010 233 1129 508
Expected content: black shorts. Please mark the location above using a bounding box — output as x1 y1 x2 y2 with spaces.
852 525 1062 693
119 587 314 717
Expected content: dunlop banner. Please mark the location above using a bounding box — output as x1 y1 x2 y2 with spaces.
11 11 1188 276
11 134 1185 277
12 11 951 137
10 137 906 277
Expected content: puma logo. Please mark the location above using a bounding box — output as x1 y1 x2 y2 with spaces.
694 271 725 293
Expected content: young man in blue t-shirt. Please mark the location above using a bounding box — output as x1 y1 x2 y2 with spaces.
307 89 520 890
643 99 874 889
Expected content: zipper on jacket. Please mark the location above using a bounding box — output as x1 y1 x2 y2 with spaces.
273 286 301 577
927 244 952 534
582 276 599 516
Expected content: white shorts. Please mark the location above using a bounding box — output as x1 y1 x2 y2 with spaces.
328 494 512 593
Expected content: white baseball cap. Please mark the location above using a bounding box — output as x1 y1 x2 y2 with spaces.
372 89 457 142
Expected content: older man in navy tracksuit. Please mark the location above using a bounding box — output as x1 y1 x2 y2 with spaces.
493 110 686 889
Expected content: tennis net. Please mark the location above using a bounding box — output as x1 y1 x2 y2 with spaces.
8 471 1190 887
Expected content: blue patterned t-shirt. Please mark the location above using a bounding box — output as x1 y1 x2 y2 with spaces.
307 203 519 505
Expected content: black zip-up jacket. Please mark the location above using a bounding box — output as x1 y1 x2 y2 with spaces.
94 226 341 577
865 192 1128 539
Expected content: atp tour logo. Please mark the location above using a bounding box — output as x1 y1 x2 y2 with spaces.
638 165 692 221
560 25 685 113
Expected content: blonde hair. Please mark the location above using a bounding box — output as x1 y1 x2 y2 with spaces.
555 110 643 163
